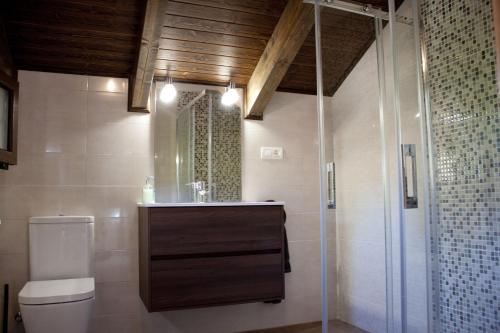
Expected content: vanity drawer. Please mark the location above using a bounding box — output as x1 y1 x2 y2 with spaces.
150 253 284 311
149 206 284 256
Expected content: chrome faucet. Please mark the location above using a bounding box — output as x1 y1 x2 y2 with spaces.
187 181 209 203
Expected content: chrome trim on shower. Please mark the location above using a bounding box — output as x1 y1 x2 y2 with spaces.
412 0 439 331
303 0 413 24
388 0 408 330
326 162 336 209
310 0 435 331
401 144 418 209
375 16 395 333
313 1 329 333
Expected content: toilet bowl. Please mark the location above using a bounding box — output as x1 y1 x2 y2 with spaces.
19 216 95 333
19 278 94 333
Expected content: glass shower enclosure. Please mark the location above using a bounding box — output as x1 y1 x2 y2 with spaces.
310 0 435 332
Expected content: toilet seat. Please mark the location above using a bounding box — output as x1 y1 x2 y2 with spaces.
19 278 94 305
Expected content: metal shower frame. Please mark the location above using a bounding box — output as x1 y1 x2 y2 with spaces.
310 0 436 332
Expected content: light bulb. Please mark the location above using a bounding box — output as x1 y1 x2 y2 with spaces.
106 79 116 92
160 82 177 103
221 87 239 106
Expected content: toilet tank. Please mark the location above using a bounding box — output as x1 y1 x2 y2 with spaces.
29 216 95 281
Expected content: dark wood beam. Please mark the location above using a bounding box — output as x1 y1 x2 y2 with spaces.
129 0 168 112
244 0 314 120
0 17 16 78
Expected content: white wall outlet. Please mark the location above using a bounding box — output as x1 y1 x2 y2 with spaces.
260 147 284 160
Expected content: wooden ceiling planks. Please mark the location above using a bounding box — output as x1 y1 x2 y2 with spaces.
1 0 399 97
283 6 377 96
0 0 144 78
156 0 282 86
156 0 393 95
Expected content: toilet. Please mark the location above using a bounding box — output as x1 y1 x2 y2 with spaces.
18 216 95 333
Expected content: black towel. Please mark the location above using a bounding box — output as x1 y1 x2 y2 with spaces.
265 200 291 273
283 220 291 273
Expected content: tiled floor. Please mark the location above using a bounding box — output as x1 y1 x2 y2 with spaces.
241 320 368 333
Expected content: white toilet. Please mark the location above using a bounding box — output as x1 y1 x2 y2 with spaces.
18 216 95 333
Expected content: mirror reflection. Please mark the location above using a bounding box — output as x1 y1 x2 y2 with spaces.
155 87 242 203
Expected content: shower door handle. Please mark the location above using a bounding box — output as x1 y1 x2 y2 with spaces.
327 162 336 209
401 144 418 209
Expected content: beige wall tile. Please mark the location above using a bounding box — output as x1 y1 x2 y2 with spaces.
87 91 148 126
0 253 29 287
285 213 320 242
0 186 34 218
0 154 34 186
95 250 138 283
88 77 128 93
0 219 28 254
18 71 88 91
44 118 87 154
94 282 141 316
30 154 87 186
84 186 141 219
45 88 87 123
86 122 133 155
95 217 138 252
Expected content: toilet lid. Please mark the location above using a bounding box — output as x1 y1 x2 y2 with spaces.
19 278 94 305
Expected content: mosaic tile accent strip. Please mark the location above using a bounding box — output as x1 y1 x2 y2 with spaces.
210 91 242 202
421 0 500 332
192 94 210 188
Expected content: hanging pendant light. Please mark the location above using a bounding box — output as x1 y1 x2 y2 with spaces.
159 76 177 103
221 81 238 106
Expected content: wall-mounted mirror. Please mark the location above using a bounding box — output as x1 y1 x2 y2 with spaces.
154 85 242 203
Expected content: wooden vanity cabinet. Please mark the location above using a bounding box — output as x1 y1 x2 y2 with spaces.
138 205 285 312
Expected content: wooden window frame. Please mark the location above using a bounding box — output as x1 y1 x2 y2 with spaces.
0 70 18 168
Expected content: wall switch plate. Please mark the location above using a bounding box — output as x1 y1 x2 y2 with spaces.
260 147 283 160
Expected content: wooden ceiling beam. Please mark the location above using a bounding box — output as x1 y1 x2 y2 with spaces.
244 0 314 120
129 0 168 112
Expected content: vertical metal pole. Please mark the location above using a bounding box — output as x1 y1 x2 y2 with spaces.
388 0 408 331
313 1 329 333
411 0 439 331
374 16 395 333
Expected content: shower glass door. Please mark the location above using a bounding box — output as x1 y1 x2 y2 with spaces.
388 1 434 332
312 0 433 332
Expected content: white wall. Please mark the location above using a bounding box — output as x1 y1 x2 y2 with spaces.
0 70 153 333
0 72 329 333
